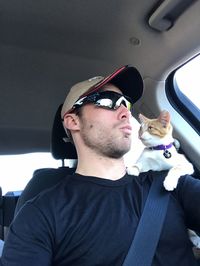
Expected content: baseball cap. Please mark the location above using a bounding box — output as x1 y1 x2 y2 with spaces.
61 65 143 118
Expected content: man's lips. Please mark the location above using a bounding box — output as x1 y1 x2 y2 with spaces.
119 124 132 134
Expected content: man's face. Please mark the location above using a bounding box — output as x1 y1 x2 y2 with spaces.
77 84 132 158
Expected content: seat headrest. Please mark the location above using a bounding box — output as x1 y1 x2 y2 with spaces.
51 104 77 160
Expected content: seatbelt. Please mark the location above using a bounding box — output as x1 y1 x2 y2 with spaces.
123 171 170 266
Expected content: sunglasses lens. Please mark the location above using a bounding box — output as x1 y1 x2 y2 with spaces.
114 96 132 111
126 101 132 111
96 98 113 109
73 91 133 111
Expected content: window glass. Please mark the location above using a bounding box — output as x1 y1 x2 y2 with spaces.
0 153 60 195
174 55 200 110
167 54 200 133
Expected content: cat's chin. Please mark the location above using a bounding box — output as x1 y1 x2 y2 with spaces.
140 139 151 146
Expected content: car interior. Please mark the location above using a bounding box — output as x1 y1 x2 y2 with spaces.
0 0 200 257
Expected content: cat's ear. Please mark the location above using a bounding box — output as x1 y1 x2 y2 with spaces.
138 113 148 124
158 110 170 128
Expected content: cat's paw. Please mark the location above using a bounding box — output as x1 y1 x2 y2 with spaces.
189 232 200 248
163 173 179 191
126 166 140 176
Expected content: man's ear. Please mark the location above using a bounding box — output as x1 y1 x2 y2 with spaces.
63 114 80 132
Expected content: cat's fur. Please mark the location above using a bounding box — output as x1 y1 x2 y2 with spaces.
127 110 200 248
127 110 194 191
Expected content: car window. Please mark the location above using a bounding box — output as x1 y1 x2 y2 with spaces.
166 54 200 133
175 55 200 110
0 153 60 195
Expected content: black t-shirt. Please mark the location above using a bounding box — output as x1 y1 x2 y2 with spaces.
1 171 200 266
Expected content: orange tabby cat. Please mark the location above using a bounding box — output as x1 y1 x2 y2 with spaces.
127 110 194 191
127 110 200 248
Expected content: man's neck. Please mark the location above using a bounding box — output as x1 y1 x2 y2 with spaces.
76 154 127 181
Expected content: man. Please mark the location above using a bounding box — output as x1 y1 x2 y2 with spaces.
1 65 200 265
61 65 143 180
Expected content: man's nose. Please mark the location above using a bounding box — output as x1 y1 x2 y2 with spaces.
118 104 132 120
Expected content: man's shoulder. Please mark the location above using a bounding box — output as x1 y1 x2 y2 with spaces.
28 174 75 205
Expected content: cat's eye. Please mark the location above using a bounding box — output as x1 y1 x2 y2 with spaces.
148 126 153 130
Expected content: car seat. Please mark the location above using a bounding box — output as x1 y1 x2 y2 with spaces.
14 104 77 215
0 104 77 243
0 104 76 251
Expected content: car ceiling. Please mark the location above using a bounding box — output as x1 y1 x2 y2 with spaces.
1 0 200 155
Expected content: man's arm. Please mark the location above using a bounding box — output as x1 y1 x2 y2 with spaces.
176 174 200 231
0 201 54 266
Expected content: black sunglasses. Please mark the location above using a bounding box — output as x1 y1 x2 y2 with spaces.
72 91 133 111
